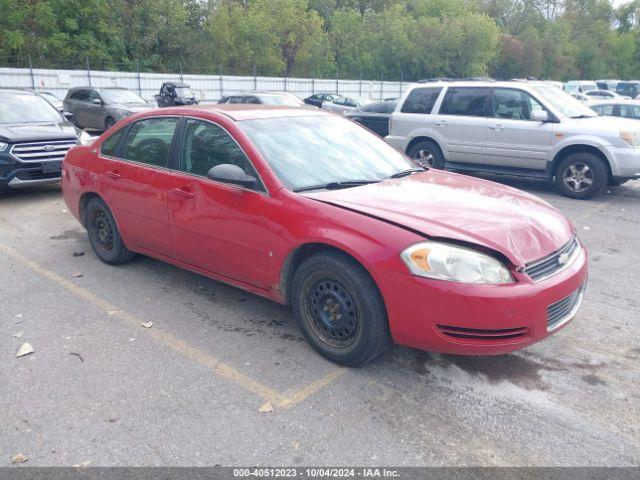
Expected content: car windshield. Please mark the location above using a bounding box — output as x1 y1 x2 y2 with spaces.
533 86 597 118
175 86 193 97
258 95 303 106
100 89 146 104
239 115 416 191
0 93 62 124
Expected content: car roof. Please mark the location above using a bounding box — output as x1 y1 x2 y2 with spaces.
586 99 640 106
153 104 331 121
0 88 39 96
406 80 552 89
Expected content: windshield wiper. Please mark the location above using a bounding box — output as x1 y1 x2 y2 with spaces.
293 180 380 193
389 167 426 179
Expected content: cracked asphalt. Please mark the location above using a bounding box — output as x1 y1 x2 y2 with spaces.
1 177 639 467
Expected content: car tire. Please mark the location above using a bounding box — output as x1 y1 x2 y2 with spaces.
104 117 116 131
86 197 135 265
291 251 390 367
554 152 609 199
407 140 445 169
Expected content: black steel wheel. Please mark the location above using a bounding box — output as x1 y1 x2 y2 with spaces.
291 251 390 366
86 197 135 265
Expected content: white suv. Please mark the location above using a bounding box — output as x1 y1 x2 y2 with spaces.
386 81 640 199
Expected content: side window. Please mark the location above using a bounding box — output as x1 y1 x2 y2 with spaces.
100 128 126 157
333 98 346 106
401 87 442 114
620 104 640 119
493 88 543 120
599 104 614 116
88 90 101 102
179 119 264 191
345 98 357 108
73 90 89 101
439 87 490 117
122 117 179 167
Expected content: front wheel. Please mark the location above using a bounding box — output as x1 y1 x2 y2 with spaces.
407 140 444 169
291 252 390 367
554 153 608 199
86 197 135 265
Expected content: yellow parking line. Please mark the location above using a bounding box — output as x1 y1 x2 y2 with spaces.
0 242 344 409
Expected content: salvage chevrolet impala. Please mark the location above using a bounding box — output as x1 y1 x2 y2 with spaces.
62 105 588 366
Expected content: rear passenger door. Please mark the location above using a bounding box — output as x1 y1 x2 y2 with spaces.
99 116 180 256
484 88 555 170
436 87 491 164
393 86 442 145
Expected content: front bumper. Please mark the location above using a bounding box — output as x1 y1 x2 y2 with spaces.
375 245 588 355
1 154 62 189
604 145 640 178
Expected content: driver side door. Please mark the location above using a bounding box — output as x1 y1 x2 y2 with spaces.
167 118 275 288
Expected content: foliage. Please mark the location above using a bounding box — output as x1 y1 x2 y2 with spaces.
0 0 638 81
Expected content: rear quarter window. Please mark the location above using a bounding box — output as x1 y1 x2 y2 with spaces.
401 88 442 114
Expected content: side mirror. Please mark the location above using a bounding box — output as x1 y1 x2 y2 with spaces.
530 110 549 122
207 164 257 188
91 98 102 105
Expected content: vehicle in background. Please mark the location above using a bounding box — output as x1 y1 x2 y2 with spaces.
596 79 621 91
322 96 374 114
303 93 343 108
386 81 640 199
218 92 305 107
584 89 627 100
345 100 396 137
61 104 587 366
37 91 65 112
155 82 198 107
0 89 90 191
571 92 590 102
64 87 154 131
616 81 640 99
564 81 598 95
587 99 640 120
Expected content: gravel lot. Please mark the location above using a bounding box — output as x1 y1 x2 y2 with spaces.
1 178 639 467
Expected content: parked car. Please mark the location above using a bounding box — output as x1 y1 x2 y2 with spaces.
62 105 587 366
0 89 90 191
564 81 598 95
616 81 640 99
218 92 305 107
587 99 640 120
596 79 621 91
345 100 396 137
322 96 374 114
37 91 64 112
386 81 640 199
303 93 343 108
584 89 626 100
155 82 198 107
64 87 154 131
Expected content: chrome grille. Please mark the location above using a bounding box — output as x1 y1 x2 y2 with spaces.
10 139 77 163
547 283 585 331
523 237 580 282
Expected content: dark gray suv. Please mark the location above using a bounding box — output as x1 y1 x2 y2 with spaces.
63 87 154 131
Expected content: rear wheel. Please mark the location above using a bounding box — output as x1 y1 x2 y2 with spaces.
291 251 390 366
554 152 608 199
407 140 444 169
86 197 135 265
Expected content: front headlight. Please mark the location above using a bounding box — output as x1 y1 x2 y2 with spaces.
401 241 514 284
114 109 131 119
77 130 95 146
620 131 640 146
0 142 7 152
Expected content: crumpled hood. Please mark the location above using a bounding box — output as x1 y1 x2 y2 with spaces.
0 121 77 143
303 170 574 266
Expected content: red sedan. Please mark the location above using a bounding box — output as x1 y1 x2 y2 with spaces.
62 105 588 366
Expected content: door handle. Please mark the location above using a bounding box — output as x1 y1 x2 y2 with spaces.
171 187 195 199
435 120 447 126
490 124 504 131
104 170 121 180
